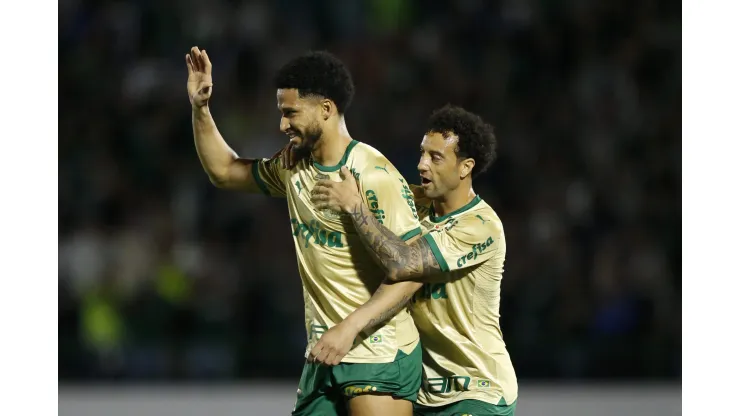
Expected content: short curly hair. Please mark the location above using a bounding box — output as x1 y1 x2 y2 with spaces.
426 105 498 179
274 51 355 114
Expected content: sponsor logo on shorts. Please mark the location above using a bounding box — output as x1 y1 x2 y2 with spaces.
344 385 378 397
426 375 471 393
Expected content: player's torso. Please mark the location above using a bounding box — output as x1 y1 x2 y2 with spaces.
284 142 419 362
411 203 518 406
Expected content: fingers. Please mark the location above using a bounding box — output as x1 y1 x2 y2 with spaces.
318 348 340 366
310 193 329 204
201 49 213 74
323 351 338 366
185 54 194 76
189 46 212 74
314 180 333 189
330 353 343 366
311 187 329 197
339 166 360 191
314 347 331 365
308 343 322 363
284 143 296 169
312 198 328 210
288 145 296 169
273 144 288 169
189 47 202 72
199 85 212 98
270 148 282 161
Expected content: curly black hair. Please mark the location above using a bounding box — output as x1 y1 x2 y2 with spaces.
274 51 355 114
426 104 498 179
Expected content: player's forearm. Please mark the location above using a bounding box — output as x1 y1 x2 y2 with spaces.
345 198 409 278
192 106 244 187
344 281 422 334
347 199 438 282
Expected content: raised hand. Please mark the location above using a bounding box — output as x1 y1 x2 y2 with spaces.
186 46 213 108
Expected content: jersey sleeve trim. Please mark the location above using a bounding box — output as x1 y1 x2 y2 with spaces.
400 227 422 242
423 233 450 272
251 160 272 196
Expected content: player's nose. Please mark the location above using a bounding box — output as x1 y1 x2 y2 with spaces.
279 117 290 133
417 157 430 172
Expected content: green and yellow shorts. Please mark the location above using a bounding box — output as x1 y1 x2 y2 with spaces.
292 342 423 416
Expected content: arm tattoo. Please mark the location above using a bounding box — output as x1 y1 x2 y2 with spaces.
349 202 441 281
362 285 413 333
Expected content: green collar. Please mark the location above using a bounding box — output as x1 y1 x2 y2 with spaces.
429 195 482 223
313 140 359 172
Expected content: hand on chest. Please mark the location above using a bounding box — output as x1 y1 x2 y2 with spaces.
290 169 354 231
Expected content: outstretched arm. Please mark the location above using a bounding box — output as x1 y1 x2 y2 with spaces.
188 46 293 192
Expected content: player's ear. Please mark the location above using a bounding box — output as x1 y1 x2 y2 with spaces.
459 158 475 179
320 99 333 120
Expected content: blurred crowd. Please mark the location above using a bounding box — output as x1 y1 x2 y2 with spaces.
59 0 681 381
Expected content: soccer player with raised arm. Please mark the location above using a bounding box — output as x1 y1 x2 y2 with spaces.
310 105 518 415
186 47 424 416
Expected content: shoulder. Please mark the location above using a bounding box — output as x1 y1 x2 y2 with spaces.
349 142 401 175
446 203 503 243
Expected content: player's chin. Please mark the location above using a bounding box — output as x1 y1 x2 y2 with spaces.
292 138 315 153
420 181 437 196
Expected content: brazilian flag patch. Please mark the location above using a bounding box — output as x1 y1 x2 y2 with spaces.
369 335 383 344
477 379 491 388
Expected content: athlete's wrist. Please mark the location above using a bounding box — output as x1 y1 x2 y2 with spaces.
343 194 363 214
343 311 369 335
192 104 210 117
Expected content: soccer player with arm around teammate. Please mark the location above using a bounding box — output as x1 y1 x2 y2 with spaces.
186 47 426 416
310 105 519 416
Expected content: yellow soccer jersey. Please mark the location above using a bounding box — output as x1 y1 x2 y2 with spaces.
252 140 422 363
411 194 518 407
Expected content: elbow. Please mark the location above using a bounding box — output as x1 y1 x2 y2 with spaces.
207 170 231 188
385 268 409 283
209 175 228 188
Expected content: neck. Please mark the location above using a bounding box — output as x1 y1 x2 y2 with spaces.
311 117 352 166
433 183 476 217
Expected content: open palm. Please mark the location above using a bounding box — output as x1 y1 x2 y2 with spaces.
185 46 213 108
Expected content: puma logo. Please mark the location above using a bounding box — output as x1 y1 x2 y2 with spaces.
374 164 389 174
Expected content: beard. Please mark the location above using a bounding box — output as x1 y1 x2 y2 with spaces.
291 121 323 158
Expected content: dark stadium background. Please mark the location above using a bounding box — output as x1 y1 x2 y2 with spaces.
59 0 680 388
